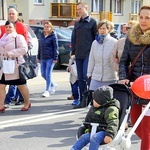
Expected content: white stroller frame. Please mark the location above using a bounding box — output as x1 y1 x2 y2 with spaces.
76 83 145 150
85 101 150 150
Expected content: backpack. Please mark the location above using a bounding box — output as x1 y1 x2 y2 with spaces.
81 90 94 107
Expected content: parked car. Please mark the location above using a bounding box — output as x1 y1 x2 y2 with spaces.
25 24 38 59
0 20 6 25
30 25 72 69
67 25 74 31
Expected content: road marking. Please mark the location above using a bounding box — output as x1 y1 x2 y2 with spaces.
0 109 87 129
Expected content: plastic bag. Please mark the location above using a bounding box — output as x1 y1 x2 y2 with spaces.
3 59 15 74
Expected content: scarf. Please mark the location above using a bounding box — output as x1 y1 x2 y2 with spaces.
96 34 107 44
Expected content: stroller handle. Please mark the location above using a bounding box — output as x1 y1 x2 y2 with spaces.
121 101 150 149
83 122 107 127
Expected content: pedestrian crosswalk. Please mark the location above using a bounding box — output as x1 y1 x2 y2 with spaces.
0 109 87 129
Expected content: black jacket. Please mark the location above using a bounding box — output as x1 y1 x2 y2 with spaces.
119 24 150 82
71 16 97 59
38 31 58 60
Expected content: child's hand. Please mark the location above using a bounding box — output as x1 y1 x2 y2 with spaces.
67 66 71 72
115 58 119 63
71 55 75 60
104 136 112 143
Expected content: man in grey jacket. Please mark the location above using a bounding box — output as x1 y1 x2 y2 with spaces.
71 2 97 109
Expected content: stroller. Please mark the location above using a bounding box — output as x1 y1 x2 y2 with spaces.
76 83 132 150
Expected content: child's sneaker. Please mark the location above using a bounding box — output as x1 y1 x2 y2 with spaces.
72 99 80 106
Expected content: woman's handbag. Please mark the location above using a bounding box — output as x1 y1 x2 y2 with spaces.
3 59 15 74
18 54 37 81
14 37 37 81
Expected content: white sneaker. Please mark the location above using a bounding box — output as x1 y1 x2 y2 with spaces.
50 84 57 94
42 91 50 97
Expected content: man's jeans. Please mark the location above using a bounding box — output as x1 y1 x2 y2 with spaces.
76 56 89 101
71 80 79 100
41 59 54 91
71 131 106 150
5 85 23 104
5 85 17 104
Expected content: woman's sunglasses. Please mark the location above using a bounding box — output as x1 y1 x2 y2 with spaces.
126 27 131 30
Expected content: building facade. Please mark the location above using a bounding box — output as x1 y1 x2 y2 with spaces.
0 0 149 26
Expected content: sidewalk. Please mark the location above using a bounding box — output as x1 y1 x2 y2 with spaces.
27 70 70 94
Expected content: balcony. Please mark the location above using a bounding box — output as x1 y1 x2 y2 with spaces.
90 11 113 21
50 3 76 20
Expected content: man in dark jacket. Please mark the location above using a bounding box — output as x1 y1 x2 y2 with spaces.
70 85 120 150
71 2 97 109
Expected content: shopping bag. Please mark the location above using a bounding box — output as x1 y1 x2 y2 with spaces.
3 59 15 74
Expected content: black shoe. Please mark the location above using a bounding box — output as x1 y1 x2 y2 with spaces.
73 102 86 109
15 100 24 105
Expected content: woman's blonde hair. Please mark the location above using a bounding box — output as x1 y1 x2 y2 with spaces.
43 21 54 35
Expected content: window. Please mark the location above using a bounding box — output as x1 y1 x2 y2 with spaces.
131 0 141 14
114 0 122 14
92 0 104 12
34 0 43 4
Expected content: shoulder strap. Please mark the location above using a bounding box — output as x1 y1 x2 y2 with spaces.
15 37 19 63
131 46 147 68
15 37 17 48
128 46 147 78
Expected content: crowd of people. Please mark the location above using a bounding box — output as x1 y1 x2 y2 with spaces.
0 2 150 150
69 2 150 150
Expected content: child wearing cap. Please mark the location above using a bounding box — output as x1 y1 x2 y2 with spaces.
70 85 120 150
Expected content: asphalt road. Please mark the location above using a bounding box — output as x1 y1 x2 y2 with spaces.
0 68 141 150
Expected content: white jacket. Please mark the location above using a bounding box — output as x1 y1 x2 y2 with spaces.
68 58 77 84
87 34 118 81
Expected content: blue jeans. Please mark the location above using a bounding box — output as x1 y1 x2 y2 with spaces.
5 85 17 104
50 63 55 87
71 131 105 150
76 56 89 101
41 59 54 91
71 81 79 100
5 85 23 104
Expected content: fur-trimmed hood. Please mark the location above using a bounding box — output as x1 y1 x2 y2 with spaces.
128 23 150 45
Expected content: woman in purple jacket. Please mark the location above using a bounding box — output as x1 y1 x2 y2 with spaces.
37 21 58 97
